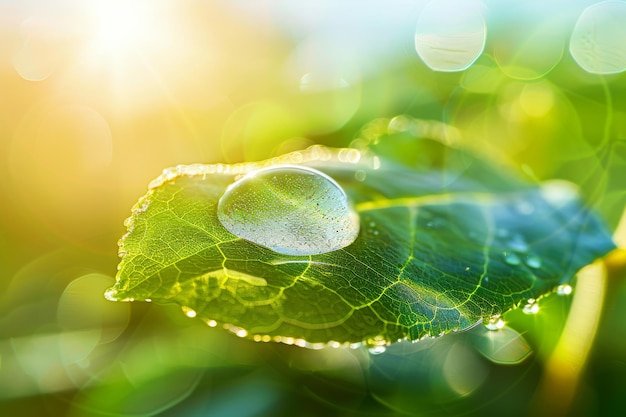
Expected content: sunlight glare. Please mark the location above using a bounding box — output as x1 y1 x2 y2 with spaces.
91 0 163 54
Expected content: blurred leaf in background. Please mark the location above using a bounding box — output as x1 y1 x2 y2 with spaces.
1 0 625 416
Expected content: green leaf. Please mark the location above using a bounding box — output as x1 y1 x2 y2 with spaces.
106 134 614 348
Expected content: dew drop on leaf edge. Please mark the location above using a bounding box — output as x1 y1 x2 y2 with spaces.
217 165 360 256
556 284 573 295
523 299 539 315
182 306 197 318
369 346 387 355
485 317 505 331
104 288 116 301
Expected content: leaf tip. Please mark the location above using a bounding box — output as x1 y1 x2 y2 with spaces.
103 286 134 302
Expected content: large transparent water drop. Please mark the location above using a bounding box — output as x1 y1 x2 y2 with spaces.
217 165 359 256
570 1 626 74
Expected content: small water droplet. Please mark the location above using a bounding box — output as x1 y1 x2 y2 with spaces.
281 337 295 345
182 306 197 318
217 165 359 256
104 288 118 301
354 170 366 182
525 254 542 269
369 346 387 355
503 251 522 266
207 319 218 327
426 217 446 229
485 317 505 331
556 284 573 296
523 299 539 315
507 234 529 252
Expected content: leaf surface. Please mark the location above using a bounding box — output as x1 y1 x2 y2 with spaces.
107 136 614 348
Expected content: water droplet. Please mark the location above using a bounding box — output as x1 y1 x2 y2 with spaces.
570 1 626 74
426 217 446 230
207 319 217 327
217 165 359 256
485 317 505 331
181 306 197 318
525 254 542 269
507 234 529 252
414 0 486 72
503 251 522 266
556 284 573 296
523 299 539 315
354 170 366 182
281 336 295 345
104 288 118 301
369 346 387 355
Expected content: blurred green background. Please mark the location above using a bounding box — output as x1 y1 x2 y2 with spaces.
1 0 625 416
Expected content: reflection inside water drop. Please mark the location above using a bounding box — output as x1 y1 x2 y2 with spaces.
217 165 359 256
